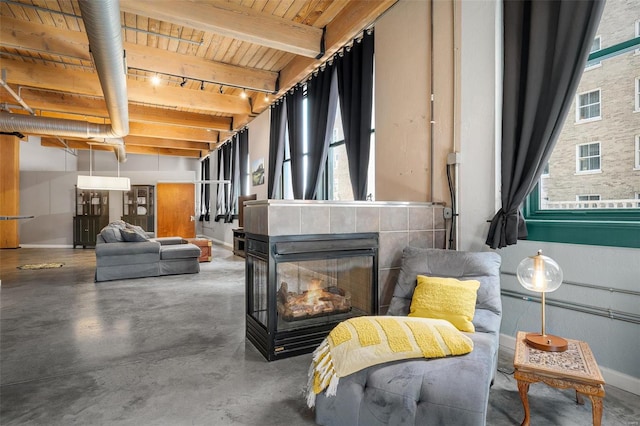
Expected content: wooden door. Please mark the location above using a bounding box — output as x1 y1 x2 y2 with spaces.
156 183 195 238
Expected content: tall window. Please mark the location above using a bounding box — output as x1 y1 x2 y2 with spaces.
576 142 601 173
281 129 294 199
576 89 601 122
280 82 375 202
319 99 376 201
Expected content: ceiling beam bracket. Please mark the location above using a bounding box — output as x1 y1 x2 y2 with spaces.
315 27 327 60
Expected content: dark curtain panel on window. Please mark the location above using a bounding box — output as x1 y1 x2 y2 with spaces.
238 129 249 197
306 64 339 200
222 141 233 222
214 147 225 222
199 157 210 221
336 30 374 201
268 99 286 199
286 87 305 199
225 134 239 223
486 0 604 249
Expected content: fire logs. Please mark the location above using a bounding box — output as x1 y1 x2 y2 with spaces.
277 279 351 321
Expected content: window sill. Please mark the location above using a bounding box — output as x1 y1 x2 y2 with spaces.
575 117 602 124
525 218 640 249
574 170 602 176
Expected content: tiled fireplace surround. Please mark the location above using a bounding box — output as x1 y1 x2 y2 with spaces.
243 200 446 313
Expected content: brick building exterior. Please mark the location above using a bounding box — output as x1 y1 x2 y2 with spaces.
541 0 640 207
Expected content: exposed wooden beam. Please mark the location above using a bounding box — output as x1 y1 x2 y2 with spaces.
2 59 251 115
128 122 217 143
41 137 203 158
119 0 324 58
124 135 213 151
0 89 233 130
0 16 278 92
279 0 398 95
125 43 277 93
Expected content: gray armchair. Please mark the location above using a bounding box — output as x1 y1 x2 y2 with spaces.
314 247 502 426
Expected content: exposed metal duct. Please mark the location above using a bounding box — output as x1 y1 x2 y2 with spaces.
0 0 129 161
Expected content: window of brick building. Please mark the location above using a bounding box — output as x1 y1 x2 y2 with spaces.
585 36 602 70
576 142 601 173
576 89 601 122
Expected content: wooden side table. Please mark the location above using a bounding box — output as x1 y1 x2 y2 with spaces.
184 238 212 262
513 331 605 426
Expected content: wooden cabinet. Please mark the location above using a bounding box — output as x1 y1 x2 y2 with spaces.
73 187 109 248
122 185 155 232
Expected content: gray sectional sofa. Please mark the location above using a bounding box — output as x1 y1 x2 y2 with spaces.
314 247 502 426
95 221 201 282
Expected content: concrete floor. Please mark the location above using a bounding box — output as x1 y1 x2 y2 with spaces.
1 244 638 425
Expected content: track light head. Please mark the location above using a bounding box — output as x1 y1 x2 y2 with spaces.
180 77 187 88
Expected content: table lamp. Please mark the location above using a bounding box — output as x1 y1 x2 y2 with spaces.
516 250 568 352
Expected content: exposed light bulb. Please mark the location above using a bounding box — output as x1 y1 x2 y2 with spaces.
264 94 269 102
151 74 161 85
240 89 247 99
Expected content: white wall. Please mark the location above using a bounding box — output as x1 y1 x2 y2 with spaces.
457 0 639 393
19 149 197 246
20 136 78 172
458 0 501 253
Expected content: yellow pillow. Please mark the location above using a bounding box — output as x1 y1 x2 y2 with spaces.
408 276 480 332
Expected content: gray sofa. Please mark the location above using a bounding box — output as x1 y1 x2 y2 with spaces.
314 247 502 426
95 221 201 282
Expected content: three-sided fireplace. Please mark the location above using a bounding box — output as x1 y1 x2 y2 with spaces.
245 233 378 361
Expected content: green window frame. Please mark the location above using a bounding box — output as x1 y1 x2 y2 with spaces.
523 36 640 249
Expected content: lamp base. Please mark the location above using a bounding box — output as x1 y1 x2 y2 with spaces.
525 333 568 352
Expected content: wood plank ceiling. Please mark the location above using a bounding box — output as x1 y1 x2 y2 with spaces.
0 0 397 159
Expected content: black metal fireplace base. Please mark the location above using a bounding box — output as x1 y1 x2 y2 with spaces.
245 233 378 361
246 315 340 361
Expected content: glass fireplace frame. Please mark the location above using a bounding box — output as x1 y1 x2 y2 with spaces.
245 232 379 361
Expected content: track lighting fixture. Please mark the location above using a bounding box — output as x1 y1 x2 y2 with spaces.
180 77 187 87
219 86 224 94
200 81 205 91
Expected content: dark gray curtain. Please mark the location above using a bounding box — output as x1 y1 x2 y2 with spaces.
267 99 286 199
486 0 604 249
199 157 210 221
306 64 338 200
286 87 305 199
214 145 229 222
225 134 239 223
336 30 374 201
238 129 249 197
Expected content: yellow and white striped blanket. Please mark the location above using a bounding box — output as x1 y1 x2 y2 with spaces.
306 316 474 408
